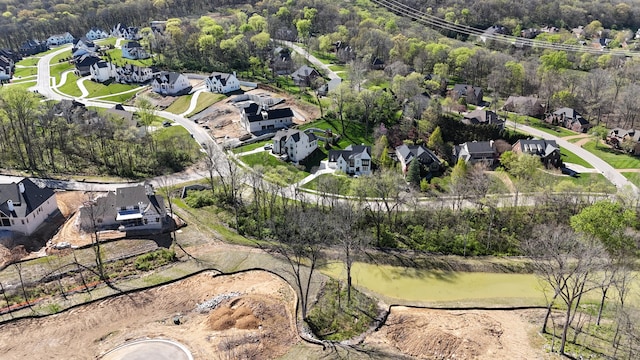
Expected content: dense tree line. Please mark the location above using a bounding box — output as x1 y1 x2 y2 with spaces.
0 88 197 178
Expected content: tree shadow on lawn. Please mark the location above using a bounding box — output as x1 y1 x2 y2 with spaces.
365 249 457 283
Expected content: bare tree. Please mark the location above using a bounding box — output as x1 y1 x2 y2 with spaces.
332 202 369 304
522 224 604 355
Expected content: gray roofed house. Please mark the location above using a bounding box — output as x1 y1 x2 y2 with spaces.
74 54 101 76
463 109 505 129
205 71 240 94
452 84 484 105
502 96 545 117
607 128 640 155
121 41 149 60
327 145 372 175
512 139 562 168
545 107 591 133
0 178 59 235
291 65 320 87
395 144 441 174
151 71 191 96
453 141 497 166
79 184 166 232
272 129 318 163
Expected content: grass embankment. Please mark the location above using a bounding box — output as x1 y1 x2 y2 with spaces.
561 147 593 168
622 172 640 188
186 92 226 117
57 73 82 96
240 152 309 185
165 94 193 114
232 140 270 154
582 141 640 169
16 57 41 67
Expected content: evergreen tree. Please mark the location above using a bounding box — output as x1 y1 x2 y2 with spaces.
407 159 421 187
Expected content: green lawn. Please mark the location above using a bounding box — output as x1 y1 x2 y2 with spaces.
512 116 577 137
186 93 226 117
582 141 640 169
57 73 82 96
311 51 338 65
104 48 154 67
300 118 373 148
13 67 38 78
232 140 270 154
51 62 74 84
622 172 640 188
96 37 117 46
485 172 511 194
16 57 40 67
540 171 616 193
6 81 36 90
321 262 544 306
87 81 140 98
240 152 309 185
153 126 201 159
328 64 347 72
97 92 138 103
301 173 354 195
164 95 193 114
51 51 72 64
560 147 593 168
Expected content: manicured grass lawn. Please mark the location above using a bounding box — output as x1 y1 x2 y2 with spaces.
232 140 270 154
582 141 640 169
13 67 37 78
51 51 72 64
539 170 616 193
165 95 192 114
16 57 40 67
57 73 82 97
88 82 140 98
301 173 354 195
321 262 545 306
311 51 338 65
51 62 74 83
186 92 226 117
6 81 36 90
328 64 347 72
515 116 576 137
240 152 309 185
561 147 593 168
104 48 154 67
300 118 373 147
622 172 640 188
96 37 117 46
96 92 138 103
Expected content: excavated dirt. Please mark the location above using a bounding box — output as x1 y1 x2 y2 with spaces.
364 306 548 360
0 271 299 360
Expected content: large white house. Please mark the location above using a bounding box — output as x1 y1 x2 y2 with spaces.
121 41 149 60
115 64 155 84
111 23 142 40
205 71 240 94
79 184 166 232
327 145 372 176
151 71 191 96
0 178 59 235
86 28 109 40
272 129 318 164
47 32 74 46
240 102 294 133
89 61 116 83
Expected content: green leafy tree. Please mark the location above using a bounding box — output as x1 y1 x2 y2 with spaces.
427 126 444 154
589 125 608 149
570 200 636 254
540 50 572 72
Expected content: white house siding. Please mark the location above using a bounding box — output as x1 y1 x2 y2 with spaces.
244 117 292 133
8 196 59 235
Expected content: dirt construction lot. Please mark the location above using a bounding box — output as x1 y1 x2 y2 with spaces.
0 268 549 359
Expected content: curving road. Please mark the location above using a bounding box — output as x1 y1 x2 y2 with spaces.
506 120 639 194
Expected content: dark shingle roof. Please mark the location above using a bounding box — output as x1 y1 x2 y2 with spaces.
0 178 55 218
208 72 234 86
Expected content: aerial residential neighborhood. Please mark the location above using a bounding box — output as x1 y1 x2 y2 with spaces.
2 0 640 358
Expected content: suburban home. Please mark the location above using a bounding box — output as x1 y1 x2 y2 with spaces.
0 66 9 82
111 23 142 40
291 65 320 87
512 139 562 168
272 129 318 164
452 84 484 105
72 37 96 54
545 107 591 133
479 25 508 42
86 28 109 40
462 109 505 129
0 178 59 236
502 96 545 118
327 145 372 176
47 32 74 46
89 60 116 82
0 55 13 81
19 40 49 56
121 41 149 60
115 64 156 84
151 71 191 96
607 128 640 155
453 141 498 166
271 47 293 75
240 102 294 133
205 71 240 94
520 28 540 39
74 54 101 76
0 49 21 63
79 184 166 232
395 144 441 175
370 57 385 70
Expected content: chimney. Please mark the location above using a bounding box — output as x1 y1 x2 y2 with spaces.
18 182 25 193
144 183 154 196
261 110 268 121
7 200 14 212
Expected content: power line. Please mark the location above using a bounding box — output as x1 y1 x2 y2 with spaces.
371 0 640 57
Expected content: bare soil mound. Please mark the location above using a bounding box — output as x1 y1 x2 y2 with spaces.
365 307 548 360
0 271 299 360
